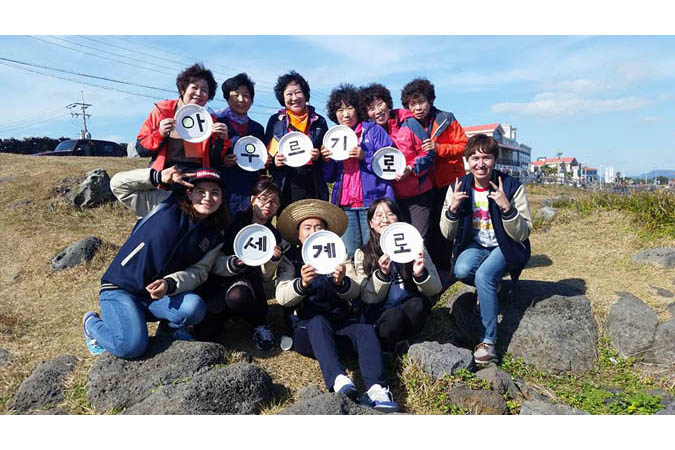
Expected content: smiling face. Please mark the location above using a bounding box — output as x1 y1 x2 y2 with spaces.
181 78 210 107
188 180 222 217
283 81 307 114
369 201 398 235
336 101 358 129
227 85 252 116
251 190 280 223
468 150 496 186
298 217 326 244
407 93 432 123
366 97 391 128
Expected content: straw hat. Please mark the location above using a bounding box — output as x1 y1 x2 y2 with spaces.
278 199 348 244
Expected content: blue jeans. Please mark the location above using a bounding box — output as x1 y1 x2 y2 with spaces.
453 242 507 344
341 207 370 259
88 289 207 359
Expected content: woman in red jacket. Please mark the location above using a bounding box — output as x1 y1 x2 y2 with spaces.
135 63 230 173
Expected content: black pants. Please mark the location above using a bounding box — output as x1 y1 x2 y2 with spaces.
194 276 268 341
397 190 433 251
429 185 453 270
369 296 432 351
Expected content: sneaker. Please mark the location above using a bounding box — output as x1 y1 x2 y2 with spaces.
156 321 194 341
473 341 497 365
252 325 276 351
359 384 399 413
82 311 105 356
333 374 358 400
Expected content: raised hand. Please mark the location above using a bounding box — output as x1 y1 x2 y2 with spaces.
212 122 228 140
332 263 346 285
412 250 426 277
158 118 175 137
300 264 317 288
448 177 469 214
378 253 392 275
488 176 511 213
274 152 286 167
161 165 195 188
348 146 364 160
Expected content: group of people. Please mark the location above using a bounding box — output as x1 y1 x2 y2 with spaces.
81 63 532 413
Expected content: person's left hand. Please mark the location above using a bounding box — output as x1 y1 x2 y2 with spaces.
412 250 426 277
272 245 282 260
212 122 228 140
421 138 436 153
348 146 364 160
332 263 346 285
311 147 320 162
146 279 168 300
488 176 511 213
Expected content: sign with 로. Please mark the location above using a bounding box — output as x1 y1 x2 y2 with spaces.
301 230 347 275
372 146 406 180
174 104 213 143
234 136 268 172
379 222 424 263
278 131 313 167
322 125 358 161
233 224 277 266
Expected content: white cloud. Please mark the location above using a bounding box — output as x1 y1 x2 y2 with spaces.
491 92 653 117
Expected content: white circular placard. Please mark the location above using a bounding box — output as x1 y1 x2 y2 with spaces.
372 146 406 180
278 131 313 167
379 222 424 264
322 125 358 161
233 224 277 266
174 104 213 143
234 136 268 172
301 230 347 275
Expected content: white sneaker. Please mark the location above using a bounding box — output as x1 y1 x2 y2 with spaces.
333 374 357 399
359 384 399 413
473 341 497 365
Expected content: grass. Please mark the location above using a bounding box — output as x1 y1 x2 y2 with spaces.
0 153 672 415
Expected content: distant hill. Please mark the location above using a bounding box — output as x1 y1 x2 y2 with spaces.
631 169 675 179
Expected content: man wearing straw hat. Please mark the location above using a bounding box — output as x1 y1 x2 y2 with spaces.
276 199 399 412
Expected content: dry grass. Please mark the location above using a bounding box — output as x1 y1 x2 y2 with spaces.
0 153 673 414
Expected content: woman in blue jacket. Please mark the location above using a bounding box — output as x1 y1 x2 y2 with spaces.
82 167 229 359
321 84 395 259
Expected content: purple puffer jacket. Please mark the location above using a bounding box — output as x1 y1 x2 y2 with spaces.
322 121 395 207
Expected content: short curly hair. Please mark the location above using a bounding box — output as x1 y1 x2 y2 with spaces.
176 63 217 101
357 83 393 122
400 78 435 108
326 84 361 124
221 73 255 101
274 71 311 106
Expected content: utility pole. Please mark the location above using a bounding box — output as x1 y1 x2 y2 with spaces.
66 91 91 139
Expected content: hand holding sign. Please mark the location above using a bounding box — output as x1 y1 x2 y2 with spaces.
300 264 317 288
332 263 346 286
159 118 175 137
378 253 392 275
412 250 426 277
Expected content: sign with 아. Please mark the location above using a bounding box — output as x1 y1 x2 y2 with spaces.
174 104 213 143
233 224 277 266
234 136 267 172
278 131 313 167
301 230 347 275
372 146 406 180
322 125 358 161
379 222 424 263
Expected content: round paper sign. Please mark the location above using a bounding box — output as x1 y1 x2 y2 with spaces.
174 104 213 143
372 146 406 180
234 136 268 172
278 131 313 167
322 125 358 161
233 224 277 266
379 222 424 264
301 230 347 275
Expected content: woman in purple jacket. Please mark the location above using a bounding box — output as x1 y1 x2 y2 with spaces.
321 84 395 259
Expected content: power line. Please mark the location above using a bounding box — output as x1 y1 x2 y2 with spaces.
0 111 70 134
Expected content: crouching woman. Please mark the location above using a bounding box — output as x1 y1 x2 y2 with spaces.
82 168 229 359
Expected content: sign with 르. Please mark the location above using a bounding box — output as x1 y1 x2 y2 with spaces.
233 224 277 266
234 136 268 172
278 131 313 167
322 125 358 161
372 146 406 180
174 104 213 143
379 222 423 263
301 230 346 275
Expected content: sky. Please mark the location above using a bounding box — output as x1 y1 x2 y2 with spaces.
1 4 674 177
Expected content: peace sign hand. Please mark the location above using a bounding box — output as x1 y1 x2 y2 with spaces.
448 177 469 214
488 176 511 213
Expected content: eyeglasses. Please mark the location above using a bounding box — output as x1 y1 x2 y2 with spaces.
255 196 279 208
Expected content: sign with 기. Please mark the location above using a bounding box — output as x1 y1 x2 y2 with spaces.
174 104 213 143
372 146 406 180
278 131 313 167
379 222 424 264
234 136 268 172
301 230 347 275
233 224 277 266
322 125 358 161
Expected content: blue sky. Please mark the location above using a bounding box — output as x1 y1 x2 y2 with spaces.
1 32 673 176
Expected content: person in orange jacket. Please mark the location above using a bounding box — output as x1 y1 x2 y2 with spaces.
135 63 230 173
401 78 468 278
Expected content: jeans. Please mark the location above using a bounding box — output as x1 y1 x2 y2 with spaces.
88 289 207 358
453 242 507 344
341 207 370 259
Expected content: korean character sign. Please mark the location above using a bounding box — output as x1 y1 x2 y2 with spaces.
174 104 213 143
233 224 277 266
379 222 424 263
234 136 268 172
278 131 313 167
301 230 347 274
372 146 406 180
